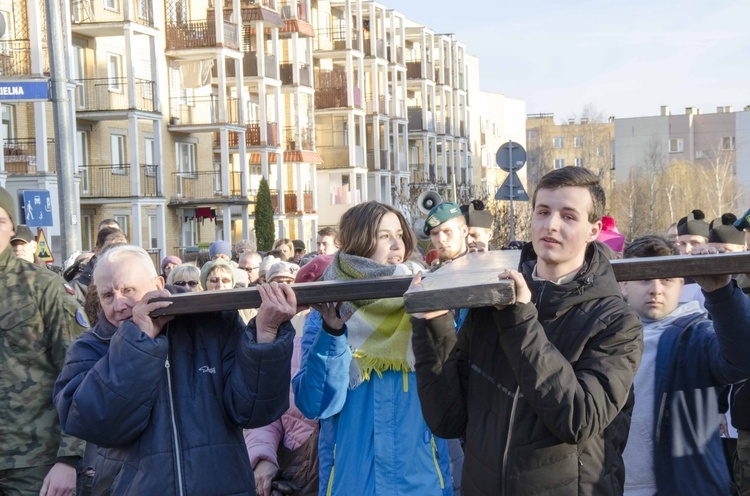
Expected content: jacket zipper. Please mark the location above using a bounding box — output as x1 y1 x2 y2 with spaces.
326 444 336 496
501 387 521 496
430 435 446 489
165 329 185 496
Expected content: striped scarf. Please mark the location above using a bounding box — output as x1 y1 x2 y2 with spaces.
322 251 422 388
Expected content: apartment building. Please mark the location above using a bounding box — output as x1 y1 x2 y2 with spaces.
613 105 750 190
526 113 614 195
0 0 483 261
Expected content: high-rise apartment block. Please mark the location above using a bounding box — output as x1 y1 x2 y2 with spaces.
0 0 521 263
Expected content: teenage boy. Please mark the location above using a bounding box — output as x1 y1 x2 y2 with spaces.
620 235 750 495
411 166 643 495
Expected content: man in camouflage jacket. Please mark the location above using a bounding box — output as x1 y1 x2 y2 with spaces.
0 186 88 495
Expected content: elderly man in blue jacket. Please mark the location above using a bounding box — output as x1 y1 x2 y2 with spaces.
620 235 750 495
54 244 296 495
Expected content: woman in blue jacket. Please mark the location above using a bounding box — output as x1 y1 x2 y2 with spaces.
293 201 452 496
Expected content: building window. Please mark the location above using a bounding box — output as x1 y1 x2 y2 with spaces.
722 136 735 151
2 104 14 141
574 136 583 148
81 214 92 251
110 134 126 173
554 158 565 169
145 138 157 176
528 130 538 143
176 142 196 174
104 0 118 11
553 137 564 149
114 215 129 237
182 218 198 247
669 138 683 153
107 54 122 91
147 215 158 249
330 174 351 204
597 145 604 157
78 131 90 193
575 158 584 167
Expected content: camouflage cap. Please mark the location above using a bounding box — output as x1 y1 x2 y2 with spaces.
424 202 462 235
0 186 16 226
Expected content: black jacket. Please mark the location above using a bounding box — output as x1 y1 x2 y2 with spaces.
412 242 643 496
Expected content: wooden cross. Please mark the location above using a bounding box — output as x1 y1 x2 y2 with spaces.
150 251 750 317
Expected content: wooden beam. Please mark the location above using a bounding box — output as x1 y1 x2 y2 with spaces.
150 251 750 316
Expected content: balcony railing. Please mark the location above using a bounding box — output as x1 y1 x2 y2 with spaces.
169 96 240 126
71 0 154 27
406 60 434 80
387 45 403 64
0 41 32 76
3 138 56 174
223 0 276 7
279 0 307 21
408 106 435 132
365 95 387 115
315 87 362 109
80 164 159 197
362 35 385 58
283 125 314 150
172 170 244 199
75 78 155 112
366 150 389 171
279 62 311 86
244 52 278 79
314 28 360 51
214 122 280 147
166 20 238 50
252 189 313 214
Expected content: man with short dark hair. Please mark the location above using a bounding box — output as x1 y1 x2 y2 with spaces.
54 244 296 495
0 186 88 496
11 224 46 267
411 167 643 495
620 235 750 495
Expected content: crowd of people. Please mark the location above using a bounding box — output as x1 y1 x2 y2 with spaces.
1 164 750 496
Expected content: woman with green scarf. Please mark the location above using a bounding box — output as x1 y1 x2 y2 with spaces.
293 201 453 495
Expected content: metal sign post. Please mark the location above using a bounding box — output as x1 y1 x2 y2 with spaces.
495 141 528 241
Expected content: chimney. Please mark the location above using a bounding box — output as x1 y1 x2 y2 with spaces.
726 106 733 113
568 118 575 125
661 105 670 116
717 106 725 113
745 105 750 112
580 117 589 124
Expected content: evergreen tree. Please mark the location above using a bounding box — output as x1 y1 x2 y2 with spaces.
254 177 275 251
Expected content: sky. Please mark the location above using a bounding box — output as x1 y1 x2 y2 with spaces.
385 0 750 122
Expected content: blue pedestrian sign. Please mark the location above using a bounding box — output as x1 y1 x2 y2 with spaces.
0 80 50 101
22 190 53 227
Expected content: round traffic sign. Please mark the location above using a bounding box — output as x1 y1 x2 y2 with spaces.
496 141 527 172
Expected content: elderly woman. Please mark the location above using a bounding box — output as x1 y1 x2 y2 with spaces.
201 259 256 324
166 264 202 292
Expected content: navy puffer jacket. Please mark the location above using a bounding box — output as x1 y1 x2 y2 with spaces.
54 308 294 496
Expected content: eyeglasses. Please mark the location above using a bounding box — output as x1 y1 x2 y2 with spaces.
208 277 233 285
174 280 199 288
241 266 259 273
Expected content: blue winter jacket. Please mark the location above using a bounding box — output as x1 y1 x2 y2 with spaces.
54 309 294 496
654 281 750 494
292 311 452 496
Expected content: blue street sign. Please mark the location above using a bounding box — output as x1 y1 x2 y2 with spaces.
22 190 53 227
0 80 50 101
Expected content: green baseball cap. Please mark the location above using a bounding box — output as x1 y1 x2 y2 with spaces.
424 202 462 235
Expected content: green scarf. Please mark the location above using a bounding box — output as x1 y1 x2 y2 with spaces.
322 251 422 387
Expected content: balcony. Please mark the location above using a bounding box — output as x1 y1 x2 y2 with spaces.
70 0 155 32
214 122 280 147
279 62 311 86
0 41 33 77
80 164 159 198
317 145 365 169
435 68 452 86
166 20 239 51
362 35 386 58
171 170 244 201
75 78 156 114
366 150 389 171
245 52 278 79
408 107 435 132
314 69 362 109
169 96 240 127
220 0 284 25
387 45 403 65
365 95 387 115
391 100 406 119
407 60 432 80
257 189 314 214
283 125 314 150
3 138 56 174
278 1 314 37
314 28 360 52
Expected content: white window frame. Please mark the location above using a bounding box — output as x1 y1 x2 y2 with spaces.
114 215 129 237
721 136 735 151
77 131 90 193
528 130 537 143
182 217 198 247
575 157 584 167
107 54 122 92
176 142 196 175
574 136 583 148
2 103 14 142
145 138 156 176
554 158 565 169
104 0 119 11
553 136 564 149
110 133 126 173
669 138 684 153
147 214 158 249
